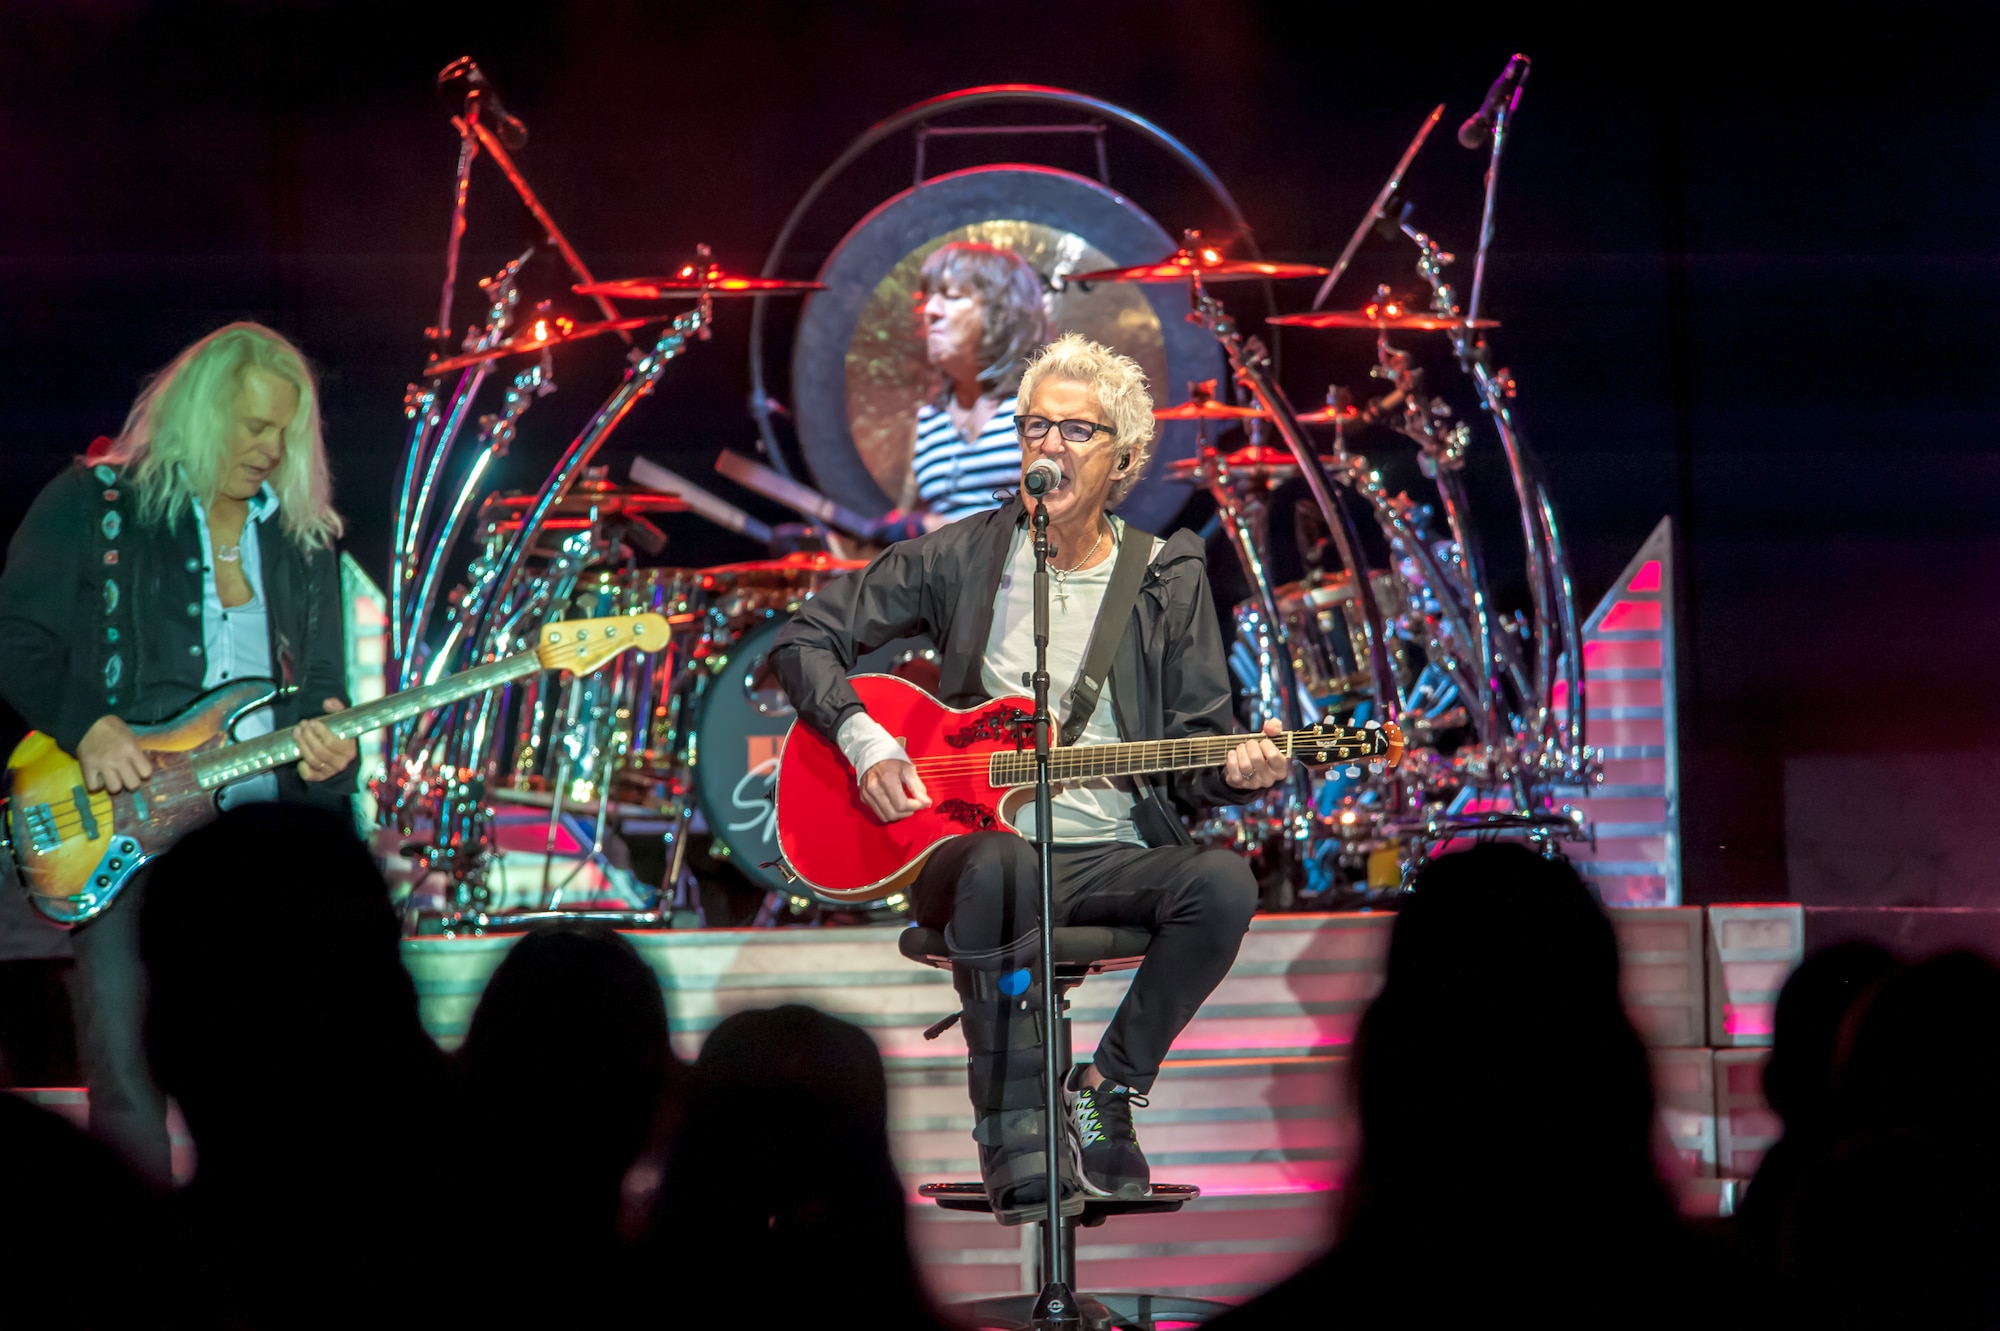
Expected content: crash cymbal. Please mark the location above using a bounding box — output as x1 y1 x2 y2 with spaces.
700 551 868 578
574 265 825 300
1294 403 1363 426
1269 297 1498 330
1165 444 1339 483
1152 399 1273 421
1068 240 1327 285
426 315 664 376
476 480 687 531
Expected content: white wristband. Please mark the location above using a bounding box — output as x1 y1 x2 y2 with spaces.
836 711 910 782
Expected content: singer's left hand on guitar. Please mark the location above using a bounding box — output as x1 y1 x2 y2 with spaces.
860 758 931 824
1223 719 1292 791
296 698 358 783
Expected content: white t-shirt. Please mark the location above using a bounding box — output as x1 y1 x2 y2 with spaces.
838 518 1152 845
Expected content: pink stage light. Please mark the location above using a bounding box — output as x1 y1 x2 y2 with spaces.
1599 600 1663 633
1626 559 1663 593
1722 1004 1776 1038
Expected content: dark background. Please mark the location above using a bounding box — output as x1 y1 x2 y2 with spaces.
0 0 1995 913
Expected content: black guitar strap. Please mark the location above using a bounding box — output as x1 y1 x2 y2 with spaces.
1059 526 1154 746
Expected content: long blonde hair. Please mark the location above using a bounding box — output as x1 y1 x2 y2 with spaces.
98 322 343 549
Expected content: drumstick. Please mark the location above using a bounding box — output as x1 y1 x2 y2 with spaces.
629 456 775 544
715 449 877 537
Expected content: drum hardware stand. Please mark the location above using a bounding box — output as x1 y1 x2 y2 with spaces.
1184 420 1317 877
1182 265 1400 727
1027 498 1080 1329
1385 202 1588 780
392 253 527 708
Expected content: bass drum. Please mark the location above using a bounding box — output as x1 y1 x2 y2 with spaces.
690 614 939 908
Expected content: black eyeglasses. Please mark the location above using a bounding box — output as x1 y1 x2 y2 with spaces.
1014 415 1116 444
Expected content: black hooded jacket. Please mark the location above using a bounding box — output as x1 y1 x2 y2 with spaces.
771 497 1256 847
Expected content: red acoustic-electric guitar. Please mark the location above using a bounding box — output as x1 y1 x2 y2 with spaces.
774 673 1404 902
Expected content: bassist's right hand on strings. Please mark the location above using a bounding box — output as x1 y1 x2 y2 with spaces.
859 758 931 824
77 715 153 793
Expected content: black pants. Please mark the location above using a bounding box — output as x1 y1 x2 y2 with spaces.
69 873 171 1186
913 832 1257 1095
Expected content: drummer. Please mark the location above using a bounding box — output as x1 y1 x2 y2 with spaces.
867 243 1051 543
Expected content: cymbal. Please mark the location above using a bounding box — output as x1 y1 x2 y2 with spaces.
426 315 664 376
1294 404 1363 426
1068 243 1328 285
574 265 825 300
700 551 868 580
477 481 687 531
1165 444 1338 482
1152 399 1272 421
1268 302 1498 330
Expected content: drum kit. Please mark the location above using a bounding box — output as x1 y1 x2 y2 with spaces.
382 59 1596 933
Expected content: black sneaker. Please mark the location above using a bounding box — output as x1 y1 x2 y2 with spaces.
975 1109 1084 1225
1065 1066 1151 1199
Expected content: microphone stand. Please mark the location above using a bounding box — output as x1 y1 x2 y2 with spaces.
1027 497 1079 1328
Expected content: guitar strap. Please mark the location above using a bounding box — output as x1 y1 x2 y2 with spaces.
1059 525 1154 747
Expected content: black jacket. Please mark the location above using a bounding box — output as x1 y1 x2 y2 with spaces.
771 497 1256 848
0 460 355 807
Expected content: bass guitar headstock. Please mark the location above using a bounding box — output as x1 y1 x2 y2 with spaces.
1293 719 1407 768
535 614 671 676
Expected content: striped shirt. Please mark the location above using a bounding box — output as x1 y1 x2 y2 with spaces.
912 392 1021 521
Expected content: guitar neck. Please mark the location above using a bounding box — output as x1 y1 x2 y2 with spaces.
191 651 541 790
990 729 1371 788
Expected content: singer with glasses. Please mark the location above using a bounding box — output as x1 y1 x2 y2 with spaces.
774 332 1290 1219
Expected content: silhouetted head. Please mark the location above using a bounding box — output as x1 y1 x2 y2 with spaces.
1763 941 1895 1132
1783 953 2000 1325
1346 845 1666 1242
458 922 679 1215
646 1004 931 1325
140 803 438 1172
1834 950 2000 1138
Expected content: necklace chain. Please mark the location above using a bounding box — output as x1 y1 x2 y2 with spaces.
1051 524 1108 578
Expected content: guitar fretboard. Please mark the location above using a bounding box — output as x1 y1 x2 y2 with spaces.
986 727 1384 788
191 652 541 790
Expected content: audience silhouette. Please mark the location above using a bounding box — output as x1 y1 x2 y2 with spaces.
455 920 682 1323
16 802 2000 1327
1782 951 2000 1327
640 1003 942 1329
141 803 455 1328
1217 844 1697 1328
0 1089 168 1327
1733 940 1894 1268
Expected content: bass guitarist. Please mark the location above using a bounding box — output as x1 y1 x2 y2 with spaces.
0 322 358 1184
773 332 1291 1220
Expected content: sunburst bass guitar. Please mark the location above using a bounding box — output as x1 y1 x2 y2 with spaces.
3 613 669 925
774 673 1405 901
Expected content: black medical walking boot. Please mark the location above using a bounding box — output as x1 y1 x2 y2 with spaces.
955 963 1081 1225
1065 1063 1152 1199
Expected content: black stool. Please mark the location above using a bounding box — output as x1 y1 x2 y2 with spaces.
900 925 1234 1331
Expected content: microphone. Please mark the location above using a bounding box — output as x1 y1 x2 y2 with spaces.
1457 54 1531 149
438 57 528 150
1023 458 1064 497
